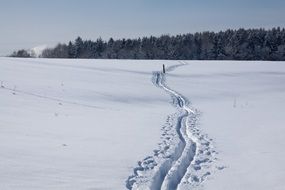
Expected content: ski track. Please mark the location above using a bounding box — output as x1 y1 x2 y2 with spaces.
0 84 106 110
126 61 218 190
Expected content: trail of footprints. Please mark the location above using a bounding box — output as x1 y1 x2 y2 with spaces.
126 63 221 190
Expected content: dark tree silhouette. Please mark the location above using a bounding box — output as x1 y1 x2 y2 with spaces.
11 28 285 61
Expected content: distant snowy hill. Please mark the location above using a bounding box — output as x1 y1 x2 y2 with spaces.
30 45 47 57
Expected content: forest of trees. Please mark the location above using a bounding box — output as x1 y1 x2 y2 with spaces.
11 28 285 60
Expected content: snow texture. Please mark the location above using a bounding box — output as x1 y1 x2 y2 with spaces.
167 61 285 190
1 58 285 190
0 58 175 190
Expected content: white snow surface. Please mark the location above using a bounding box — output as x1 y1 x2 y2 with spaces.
167 61 285 190
0 58 176 190
1 58 285 190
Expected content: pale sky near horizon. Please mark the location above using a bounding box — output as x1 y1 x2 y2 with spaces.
0 0 284 55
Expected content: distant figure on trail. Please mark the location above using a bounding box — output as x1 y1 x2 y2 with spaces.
163 64 166 74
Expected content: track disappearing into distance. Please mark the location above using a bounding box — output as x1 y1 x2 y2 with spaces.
126 61 217 190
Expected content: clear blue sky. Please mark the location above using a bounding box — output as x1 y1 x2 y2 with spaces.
0 0 284 55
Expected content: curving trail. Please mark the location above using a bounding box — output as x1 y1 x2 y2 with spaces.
126 61 217 190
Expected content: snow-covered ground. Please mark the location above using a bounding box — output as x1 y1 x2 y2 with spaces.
0 58 176 189
167 61 285 190
1 58 285 190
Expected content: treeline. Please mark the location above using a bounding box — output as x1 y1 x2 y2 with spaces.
10 49 35 58
12 27 285 60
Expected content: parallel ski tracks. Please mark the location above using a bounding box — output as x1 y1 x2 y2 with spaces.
126 61 216 190
153 63 197 190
